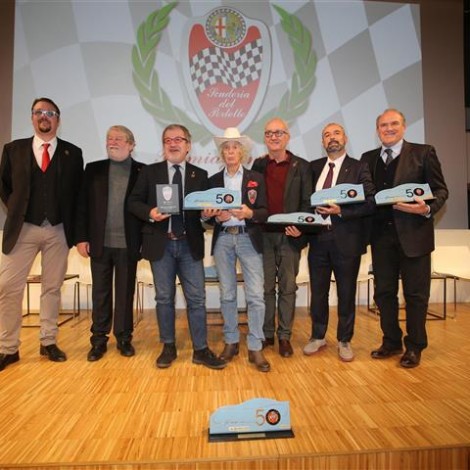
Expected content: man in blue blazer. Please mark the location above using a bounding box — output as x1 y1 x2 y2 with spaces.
361 109 448 368
0 98 83 371
302 123 375 362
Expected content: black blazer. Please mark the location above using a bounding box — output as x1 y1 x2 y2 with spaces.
208 167 268 255
251 150 312 250
75 158 145 260
0 137 84 254
361 141 449 257
127 160 208 261
310 156 376 257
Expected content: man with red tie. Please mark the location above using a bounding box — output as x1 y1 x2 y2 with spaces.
303 123 375 362
0 98 84 371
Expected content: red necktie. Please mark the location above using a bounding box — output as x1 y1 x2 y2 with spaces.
322 162 335 189
41 143 50 172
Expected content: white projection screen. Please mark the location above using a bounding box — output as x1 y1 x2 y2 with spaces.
11 0 425 173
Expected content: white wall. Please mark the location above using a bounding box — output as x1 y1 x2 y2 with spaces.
3 228 468 314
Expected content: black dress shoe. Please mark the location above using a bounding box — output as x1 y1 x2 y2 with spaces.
262 337 275 349
0 351 20 371
248 350 271 372
40 344 67 362
117 341 135 357
279 339 293 357
219 343 239 362
400 349 421 368
192 347 226 370
371 345 403 359
156 343 177 369
87 345 107 362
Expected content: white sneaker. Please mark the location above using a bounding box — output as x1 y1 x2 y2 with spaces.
303 338 326 356
338 342 354 362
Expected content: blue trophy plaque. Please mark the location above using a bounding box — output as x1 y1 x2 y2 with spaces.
311 183 365 207
267 212 325 225
375 183 434 205
209 398 293 442
184 187 241 210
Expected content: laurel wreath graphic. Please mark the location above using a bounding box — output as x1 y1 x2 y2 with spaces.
132 2 316 144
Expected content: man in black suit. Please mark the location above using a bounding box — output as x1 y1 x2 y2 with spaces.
75 125 145 362
252 118 312 357
0 97 83 371
302 123 375 362
128 124 225 370
361 108 448 368
203 127 270 372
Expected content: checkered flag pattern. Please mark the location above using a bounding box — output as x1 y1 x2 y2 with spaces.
11 0 424 173
190 39 263 95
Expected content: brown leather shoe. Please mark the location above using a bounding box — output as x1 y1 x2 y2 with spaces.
248 350 271 372
279 339 293 357
399 349 421 368
262 337 275 349
371 345 403 359
219 343 239 362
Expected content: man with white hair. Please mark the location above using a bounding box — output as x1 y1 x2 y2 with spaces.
203 128 270 372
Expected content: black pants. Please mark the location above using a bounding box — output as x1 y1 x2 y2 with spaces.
90 247 137 347
371 226 431 352
308 233 361 343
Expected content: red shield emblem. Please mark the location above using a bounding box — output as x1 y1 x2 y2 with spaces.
183 7 271 134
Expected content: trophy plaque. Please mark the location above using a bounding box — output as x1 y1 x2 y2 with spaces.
209 398 294 442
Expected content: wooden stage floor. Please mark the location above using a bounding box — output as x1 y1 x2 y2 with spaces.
0 303 469 470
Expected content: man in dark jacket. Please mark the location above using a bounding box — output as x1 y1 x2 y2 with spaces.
0 97 83 371
303 123 375 362
361 109 448 368
75 125 145 362
252 118 312 357
128 124 225 371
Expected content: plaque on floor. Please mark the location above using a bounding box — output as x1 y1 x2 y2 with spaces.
208 398 293 442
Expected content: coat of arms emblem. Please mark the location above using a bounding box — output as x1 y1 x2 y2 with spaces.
183 7 271 135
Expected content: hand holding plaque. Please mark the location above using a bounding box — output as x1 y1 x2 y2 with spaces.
156 184 180 214
375 183 434 205
184 187 241 210
267 212 326 225
310 183 365 207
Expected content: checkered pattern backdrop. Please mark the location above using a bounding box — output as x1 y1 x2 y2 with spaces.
12 0 423 175
190 39 263 95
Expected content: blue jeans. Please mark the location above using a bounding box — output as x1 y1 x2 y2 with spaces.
214 233 265 351
151 239 207 351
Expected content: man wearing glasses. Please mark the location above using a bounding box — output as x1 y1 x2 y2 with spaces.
128 124 226 370
252 118 312 357
0 97 84 371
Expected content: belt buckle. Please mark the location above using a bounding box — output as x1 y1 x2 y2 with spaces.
226 226 238 235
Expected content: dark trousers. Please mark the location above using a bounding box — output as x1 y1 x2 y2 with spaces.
308 233 360 342
371 225 431 352
90 247 137 347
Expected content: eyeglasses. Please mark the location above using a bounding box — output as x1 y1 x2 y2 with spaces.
32 109 60 119
163 136 188 145
264 130 289 138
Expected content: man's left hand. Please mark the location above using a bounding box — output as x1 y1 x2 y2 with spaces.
315 203 341 216
393 197 430 216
